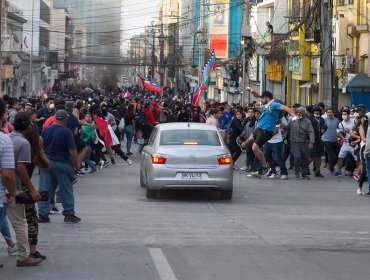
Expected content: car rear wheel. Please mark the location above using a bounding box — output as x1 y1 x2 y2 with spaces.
146 185 157 198
221 189 233 200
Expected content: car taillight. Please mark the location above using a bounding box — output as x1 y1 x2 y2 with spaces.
151 154 167 164
218 156 232 165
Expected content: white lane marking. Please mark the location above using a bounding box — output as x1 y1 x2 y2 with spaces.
149 247 178 280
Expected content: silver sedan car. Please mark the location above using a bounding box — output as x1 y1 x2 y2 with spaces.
140 122 233 199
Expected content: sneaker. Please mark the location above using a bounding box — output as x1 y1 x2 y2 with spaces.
332 171 342 177
64 215 81 223
240 166 248 171
16 257 42 267
103 161 110 168
357 188 363 195
233 165 239 170
81 168 90 174
72 177 78 185
264 168 272 177
126 159 133 165
98 160 105 169
111 158 116 165
353 175 359 181
280 175 289 180
251 171 261 178
314 172 324 178
362 191 370 196
49 206 60 214
38 215 50 223
127 152 133 156
30 251 47 260
261 167 269 176
7 244 17 256
268 173 276 179
75 170 85 177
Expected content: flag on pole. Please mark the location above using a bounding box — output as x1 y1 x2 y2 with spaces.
137 74 162 93
192 50 217 106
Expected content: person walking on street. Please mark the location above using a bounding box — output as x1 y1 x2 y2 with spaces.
322 108 340 173
333 108 356 177
287 107 315 179
38 110 81 223
10 112 47 260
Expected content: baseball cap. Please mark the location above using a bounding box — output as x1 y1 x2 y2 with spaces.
55 109 68 120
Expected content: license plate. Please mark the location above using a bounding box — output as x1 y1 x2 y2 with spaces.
182 172 202 180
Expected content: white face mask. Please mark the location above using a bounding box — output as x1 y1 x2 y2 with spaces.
342 115 348 121
314 114 320 118
354 112 359 118
48 103 55 110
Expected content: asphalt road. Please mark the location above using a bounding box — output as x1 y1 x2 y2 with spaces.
1 151 370 280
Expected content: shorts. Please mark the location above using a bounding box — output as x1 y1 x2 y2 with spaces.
74 135 86 153
338 142 356 160
252 128 274 148
310 142 324 158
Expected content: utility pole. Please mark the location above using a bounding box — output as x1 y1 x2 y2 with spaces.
151 28 155 80
174 15 179 94
28 0 34 97
198 0 206 86
241 0 251 106
159 23 164 86
320 0 333 107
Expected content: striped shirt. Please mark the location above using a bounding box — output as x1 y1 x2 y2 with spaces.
0 133 15 205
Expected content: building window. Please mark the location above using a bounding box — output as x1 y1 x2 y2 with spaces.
40 0 50 24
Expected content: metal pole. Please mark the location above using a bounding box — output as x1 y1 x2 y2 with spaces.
198 0 205 86
159 23 164 86
241 0 251 106
29 0 34 97
320 0 333 107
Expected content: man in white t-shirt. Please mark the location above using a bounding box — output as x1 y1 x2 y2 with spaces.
262 116 289 180
333 108 356 176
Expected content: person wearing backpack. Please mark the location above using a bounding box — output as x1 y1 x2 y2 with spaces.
139 102 157 153
246 89 298 176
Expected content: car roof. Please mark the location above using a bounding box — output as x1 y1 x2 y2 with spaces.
156 122 218 131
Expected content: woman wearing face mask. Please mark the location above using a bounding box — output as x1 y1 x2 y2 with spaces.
333 108 356 177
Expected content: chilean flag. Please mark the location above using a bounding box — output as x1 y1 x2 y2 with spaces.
192 86 202 107
39 90 48 99
137 74 162 93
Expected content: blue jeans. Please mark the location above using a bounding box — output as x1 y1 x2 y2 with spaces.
0 203 10 240
366 158 370 192
124 125 134 153
84 144 96 170
38 161 75 217
263 141 288 175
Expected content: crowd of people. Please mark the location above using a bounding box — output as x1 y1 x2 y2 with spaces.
0 84 370 268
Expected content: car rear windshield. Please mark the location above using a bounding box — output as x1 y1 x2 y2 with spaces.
160 129 221 146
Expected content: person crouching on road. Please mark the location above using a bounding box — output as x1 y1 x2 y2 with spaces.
287 107 315 179
38 110 81 223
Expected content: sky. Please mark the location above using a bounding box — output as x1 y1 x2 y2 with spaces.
121 0 161 51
